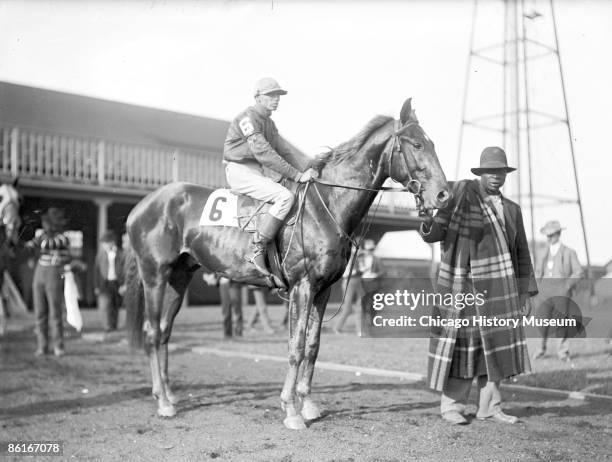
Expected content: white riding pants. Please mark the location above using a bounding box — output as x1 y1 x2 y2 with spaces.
225 161 295 220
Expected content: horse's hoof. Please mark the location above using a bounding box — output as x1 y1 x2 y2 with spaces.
300 400 322 421
167 393 179 405
283 415 307 430
157 404 177 418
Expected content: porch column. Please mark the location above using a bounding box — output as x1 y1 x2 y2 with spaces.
93 197 111 250
10 127 19 177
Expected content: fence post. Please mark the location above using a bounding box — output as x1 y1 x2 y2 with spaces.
172 150 180 182
97 140 105 185
10 127 19 177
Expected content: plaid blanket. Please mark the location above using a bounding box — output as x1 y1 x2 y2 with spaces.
427 180 531 391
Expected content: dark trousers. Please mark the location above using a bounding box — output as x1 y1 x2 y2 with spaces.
334 277 364 334
247 288 273 331
33 264 65 350
220 281 243 337
537 294 571 357
98 281 121 330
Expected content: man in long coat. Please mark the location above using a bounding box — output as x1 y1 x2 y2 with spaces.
420 147 538 425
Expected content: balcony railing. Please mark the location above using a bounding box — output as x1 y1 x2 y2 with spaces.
0 124 228 190
0 124 416 217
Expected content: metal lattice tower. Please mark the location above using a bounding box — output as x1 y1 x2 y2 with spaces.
455 0 591 274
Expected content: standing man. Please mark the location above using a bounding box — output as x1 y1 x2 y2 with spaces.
26 207 72 357
223 77 318 277
94 230 125 333
219 277 243 338
359 239 383 293
246 286 275 334
333 245 364 335
533 221 583 361
420 147 538 425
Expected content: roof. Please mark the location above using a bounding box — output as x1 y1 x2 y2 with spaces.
0 81 229 152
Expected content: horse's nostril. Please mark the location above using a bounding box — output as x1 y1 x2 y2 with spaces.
436 190 450 206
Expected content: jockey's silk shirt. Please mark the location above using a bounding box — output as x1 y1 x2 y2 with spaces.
223 104 302 182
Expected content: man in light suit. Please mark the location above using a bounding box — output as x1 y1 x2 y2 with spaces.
95 230 125 332
533 221 583 361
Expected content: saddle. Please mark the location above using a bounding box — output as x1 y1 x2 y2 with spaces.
199 181 300 289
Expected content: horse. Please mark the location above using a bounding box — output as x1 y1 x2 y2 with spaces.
125 98 450 429
0 182 22 245
0 180 22 336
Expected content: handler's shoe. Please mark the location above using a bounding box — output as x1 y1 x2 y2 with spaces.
53 347 65 357
477 411 518 424
441 411 468 425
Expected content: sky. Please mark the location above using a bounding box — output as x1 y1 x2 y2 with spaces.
0 0 610 265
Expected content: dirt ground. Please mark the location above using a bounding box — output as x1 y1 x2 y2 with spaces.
1 305 611 461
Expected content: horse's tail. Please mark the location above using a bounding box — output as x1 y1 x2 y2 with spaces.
124 247 145 349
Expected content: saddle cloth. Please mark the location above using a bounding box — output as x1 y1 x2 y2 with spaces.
199 188 297 289
199 188 294 232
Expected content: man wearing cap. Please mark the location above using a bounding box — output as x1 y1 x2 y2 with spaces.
533 221 583 360
419 146 538 425
94 230 125 333
223 77 318 276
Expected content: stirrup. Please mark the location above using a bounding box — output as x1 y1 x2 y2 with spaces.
245 247 271 276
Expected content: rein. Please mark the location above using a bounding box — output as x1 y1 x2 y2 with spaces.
312 119 427 213
278 119 430 315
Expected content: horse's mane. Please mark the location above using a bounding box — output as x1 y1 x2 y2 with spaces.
316 115 393 166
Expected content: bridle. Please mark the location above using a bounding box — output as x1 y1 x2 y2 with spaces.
387 119 424 210
312 118 426 211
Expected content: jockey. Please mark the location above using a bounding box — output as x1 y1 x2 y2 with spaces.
223 77 318 276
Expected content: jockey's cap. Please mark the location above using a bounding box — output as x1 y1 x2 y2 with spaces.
254 77 287 97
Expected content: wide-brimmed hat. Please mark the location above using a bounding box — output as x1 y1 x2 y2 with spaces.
540 220 565 236
254 77 287 97
42 207 68 229
471 146 516 175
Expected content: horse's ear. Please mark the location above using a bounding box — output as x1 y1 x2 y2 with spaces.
11 176 19 188
400 98 413 125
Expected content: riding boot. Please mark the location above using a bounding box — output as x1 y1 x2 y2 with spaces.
247 214 284 277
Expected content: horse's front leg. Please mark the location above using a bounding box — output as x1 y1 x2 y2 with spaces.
280 279 313 430
296 287 331 421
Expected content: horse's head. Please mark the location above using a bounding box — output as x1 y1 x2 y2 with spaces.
385 98 450 210
0 181 23 244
